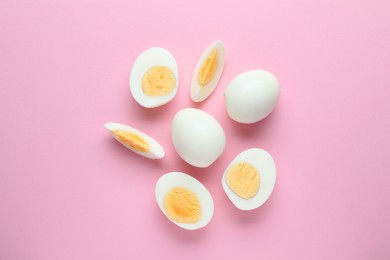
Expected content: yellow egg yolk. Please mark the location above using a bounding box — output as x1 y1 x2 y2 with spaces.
226 162 260 199
112 130 150 152
197 48 218 86
163 187 201 224
142 66 176 96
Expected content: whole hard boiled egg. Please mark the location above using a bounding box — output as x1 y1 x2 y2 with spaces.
190 40 225 102
104 122 165 159
130 47 178 108
224 70 280 123
155 172 214 230
171 108 226 168
222 148 276 210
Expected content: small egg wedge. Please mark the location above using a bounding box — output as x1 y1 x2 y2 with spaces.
222 148 276 210
155 172 214 230
190 40 225 102
104 122 165 159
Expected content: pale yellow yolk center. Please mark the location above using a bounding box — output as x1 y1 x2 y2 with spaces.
112 130 150 152
197 48 218 86
142 66 176 96
226 162 260 199
163 187 201 224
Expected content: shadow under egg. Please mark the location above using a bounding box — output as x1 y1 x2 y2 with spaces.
130 98 176 122
153 203 212 241
221 182 279 226
224 105 281 139
103 135 166 170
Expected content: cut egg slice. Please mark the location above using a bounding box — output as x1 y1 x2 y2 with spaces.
190 40 225 102
130 47 179 108
222 148 276 210
155 172 214 230
104 122 165 159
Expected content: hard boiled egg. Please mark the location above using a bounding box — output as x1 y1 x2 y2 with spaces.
224 70 280 123
222 148 276 210
104 122 165 159
171 108 226 168
190 41 225 102
155 172 214 230
130 47 178 108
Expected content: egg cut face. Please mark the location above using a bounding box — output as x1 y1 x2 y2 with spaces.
224 70 280 124
155 172 214 230
130 47 178 108
171 108 226 168
191 41 225 102
222 148 276 210
104 122 165 159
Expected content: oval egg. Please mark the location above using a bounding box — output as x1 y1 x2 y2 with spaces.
130 47 179 108
104 122 165 159
171 108 226 168
190 40 225 102
222 148 276 210
224 70 280 123
155 172 214 230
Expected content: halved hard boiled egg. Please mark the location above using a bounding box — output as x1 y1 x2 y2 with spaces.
190 40 225 102
104 122 165 159
222 148 276 210
155 172 214 230
130 47 178 108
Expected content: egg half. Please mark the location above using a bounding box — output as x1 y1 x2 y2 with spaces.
104 122 165 159
190 40 225 102
222 148 276 210
172 108 226 168
130 47 179 108
224 70 280 123
155 172 214 230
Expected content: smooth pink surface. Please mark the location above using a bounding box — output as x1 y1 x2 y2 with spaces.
1 0 390 259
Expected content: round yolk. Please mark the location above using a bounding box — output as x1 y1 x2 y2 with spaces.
112 130 150 152
142 66 176 96
226 162 260 199
163 187 201 224
197 48 218 86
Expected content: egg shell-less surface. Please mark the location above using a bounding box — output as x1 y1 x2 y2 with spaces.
155 172 214 230
224 70 280 124
130 47 179 108
190 40 225 102
222 148 276 210
104 122 165 159
171 108 226 168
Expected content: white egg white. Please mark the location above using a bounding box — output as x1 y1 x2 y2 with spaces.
222 148 276 210
171 108 226 168
104 122 165 159
190 40 225 102
130 47 179 108
155 172 214 230
224 70 280 124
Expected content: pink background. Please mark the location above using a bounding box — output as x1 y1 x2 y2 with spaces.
1 0 390 259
